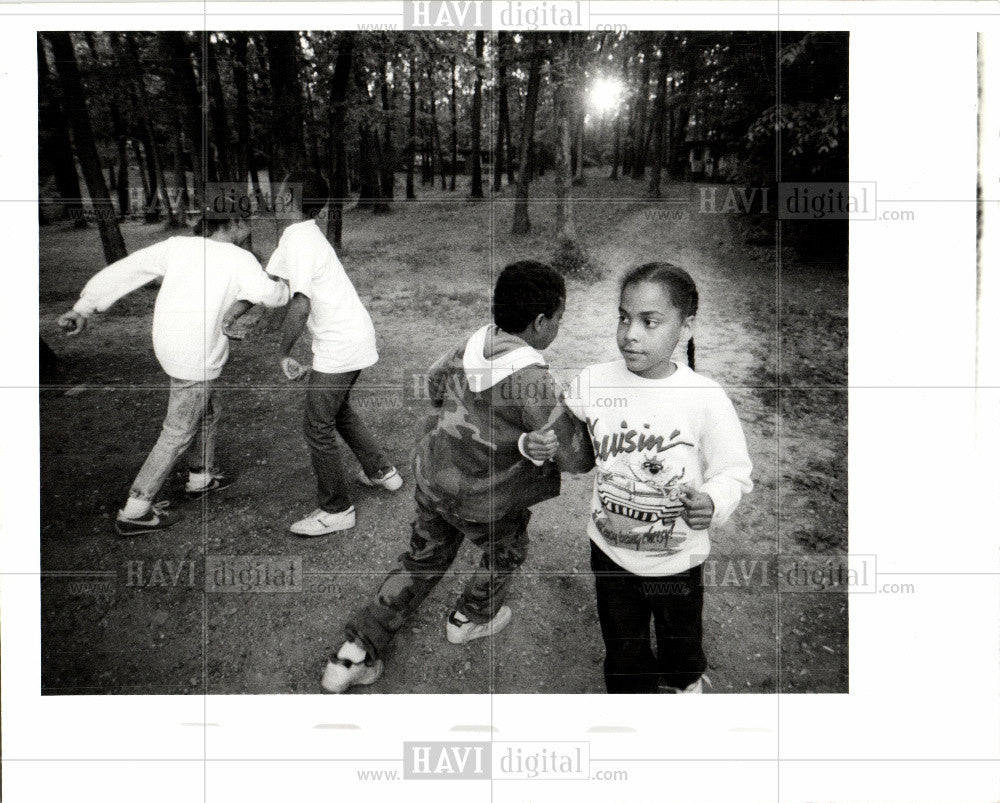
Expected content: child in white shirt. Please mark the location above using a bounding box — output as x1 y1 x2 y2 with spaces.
58 208 289 536
264 171 401 537
527 262 753 693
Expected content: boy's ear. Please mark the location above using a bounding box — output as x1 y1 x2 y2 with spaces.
533 312 548 331
683 315 696 338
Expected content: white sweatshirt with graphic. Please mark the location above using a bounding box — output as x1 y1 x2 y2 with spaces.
564 360 753 577
73 236 289 381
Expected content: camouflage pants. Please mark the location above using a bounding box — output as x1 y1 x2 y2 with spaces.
345 486 531 660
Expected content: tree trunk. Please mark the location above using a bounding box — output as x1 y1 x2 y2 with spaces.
379 56 395 201
511 41 542 235
207 38 235 181
132 140 151 211
38 35 87 226
647 42 671 197
122 33 177 226
114 126 130 217
631 37 652 180
449 56 457 191
172 129 190 217
420 93 432 185
80 34 130 221
553 35 575 241
494 31 509 192
470 31 484 198
234 34 252 183
407 66 417 199
427 66 447 190
327 34 353 246
610 47 629 180
264 32 306 183
354 62 388 214
162 32 205 208
45 32 127 263
232 33 261 212
572 104 586 185
669 42 702 181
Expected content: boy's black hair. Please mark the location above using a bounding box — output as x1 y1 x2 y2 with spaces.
621 262 699 369
283 170 329 218
493 260 566 334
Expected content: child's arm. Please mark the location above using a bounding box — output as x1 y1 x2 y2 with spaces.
691 390 754 527
59 239 172 335
520 369 595 474
221 299 255 339
279 293 310 380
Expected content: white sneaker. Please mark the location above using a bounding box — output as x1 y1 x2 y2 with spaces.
289 506 356 537
357 466 403 492
446 606 513 644
321 657 384 693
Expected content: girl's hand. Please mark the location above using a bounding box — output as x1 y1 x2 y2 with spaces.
679 486 714 530
524 428 558 462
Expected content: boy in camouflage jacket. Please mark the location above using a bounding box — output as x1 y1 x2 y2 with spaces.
322 261 594 692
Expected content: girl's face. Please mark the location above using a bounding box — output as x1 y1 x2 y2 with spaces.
617 280 694 379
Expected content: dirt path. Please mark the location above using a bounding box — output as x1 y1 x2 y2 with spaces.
39 175 846 695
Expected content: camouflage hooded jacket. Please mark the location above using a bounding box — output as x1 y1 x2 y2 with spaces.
413 325 595 522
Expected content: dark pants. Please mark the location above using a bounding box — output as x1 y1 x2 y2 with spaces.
345 487 531 660
590 541 706 694
304 369 392 513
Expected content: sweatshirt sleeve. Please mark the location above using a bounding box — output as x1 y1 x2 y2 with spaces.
698 388 754 527
72 239 171 316
519 368 595 474
237 255 290 308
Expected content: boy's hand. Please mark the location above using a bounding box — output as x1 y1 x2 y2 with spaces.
280 356 306 381
679 486 714 530
524 427 558 462
58 311 88 336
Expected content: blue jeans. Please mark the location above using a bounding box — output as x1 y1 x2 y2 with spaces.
129 378 219 501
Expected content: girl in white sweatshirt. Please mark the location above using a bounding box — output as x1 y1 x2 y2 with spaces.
58 210 289 536
556 262 753 693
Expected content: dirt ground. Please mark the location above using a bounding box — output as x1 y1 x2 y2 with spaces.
38 174 847 694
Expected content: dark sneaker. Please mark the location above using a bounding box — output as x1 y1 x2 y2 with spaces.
184 473 235 500
115 501 182 536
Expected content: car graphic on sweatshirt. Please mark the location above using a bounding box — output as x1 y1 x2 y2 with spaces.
595 453 686 542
